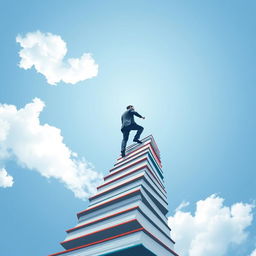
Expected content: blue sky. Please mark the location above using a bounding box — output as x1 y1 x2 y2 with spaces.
0 1 255 255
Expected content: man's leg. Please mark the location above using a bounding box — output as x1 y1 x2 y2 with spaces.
130 124 144 142
121 128 130 157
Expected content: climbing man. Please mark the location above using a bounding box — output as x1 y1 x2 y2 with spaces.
121 105 145 158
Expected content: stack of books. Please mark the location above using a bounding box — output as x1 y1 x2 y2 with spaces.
49 135 178 256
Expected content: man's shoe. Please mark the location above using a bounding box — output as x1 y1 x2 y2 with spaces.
121 151 126 158
133 139 143 144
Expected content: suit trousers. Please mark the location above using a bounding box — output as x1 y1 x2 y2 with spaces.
121 123 144 152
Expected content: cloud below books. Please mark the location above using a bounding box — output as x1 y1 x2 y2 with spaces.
168 194 254 256
16 31 98 85
0 98 102 198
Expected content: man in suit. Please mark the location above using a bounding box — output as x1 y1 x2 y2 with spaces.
121 105 145 157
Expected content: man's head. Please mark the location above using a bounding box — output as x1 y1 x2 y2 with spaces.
126 105 134 110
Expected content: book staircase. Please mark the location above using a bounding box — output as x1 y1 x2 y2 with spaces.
49 135 178 256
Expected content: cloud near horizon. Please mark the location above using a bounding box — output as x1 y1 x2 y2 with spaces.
16 31 98 85
0 98 102 198
168 194 254 256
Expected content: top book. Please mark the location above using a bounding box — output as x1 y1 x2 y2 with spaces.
116 135 161 164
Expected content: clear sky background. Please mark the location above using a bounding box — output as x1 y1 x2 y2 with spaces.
0 1 255 256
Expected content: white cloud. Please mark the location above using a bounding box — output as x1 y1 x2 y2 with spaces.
0 98 102 199
16 31 98 85
0 168 14 188
168 194 254 256
250 249 256 256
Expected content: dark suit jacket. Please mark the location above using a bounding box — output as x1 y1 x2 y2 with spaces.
121 109 142 130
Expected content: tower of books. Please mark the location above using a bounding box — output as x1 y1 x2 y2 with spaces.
49 135 178 256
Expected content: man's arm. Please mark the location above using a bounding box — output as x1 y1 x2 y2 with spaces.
130 110 144 119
